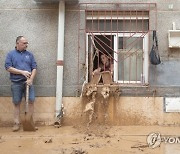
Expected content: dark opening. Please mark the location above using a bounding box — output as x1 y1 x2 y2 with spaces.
93 35 114 71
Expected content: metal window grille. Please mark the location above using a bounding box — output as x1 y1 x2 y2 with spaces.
77 3 157 86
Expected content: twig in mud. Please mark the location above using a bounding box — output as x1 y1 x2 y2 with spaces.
44 138 52 143
71 148 88 154
131 143 149 149
71 142 79 144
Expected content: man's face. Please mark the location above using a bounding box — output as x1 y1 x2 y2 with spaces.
16 37 28 51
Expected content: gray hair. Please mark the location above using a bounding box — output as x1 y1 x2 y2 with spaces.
16 36 24 43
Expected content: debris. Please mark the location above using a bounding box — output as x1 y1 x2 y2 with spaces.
89 143 101 148
85 84 97 97
71 148 87 154
131 143 149 149
104 134 111 138
107 140 111 143
87 110 94 127
131 143 149 152
44 138 52 143
88 133 92 136
84 135 94 141
71 138 80 144
0 136 5 143
101 86 110 99
84 101 94 112
54 120 62 128
84 90 97 127
71 142 79 144
114 87 121 96
54 104 64 128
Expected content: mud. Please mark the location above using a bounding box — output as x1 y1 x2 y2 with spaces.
0 125 179 154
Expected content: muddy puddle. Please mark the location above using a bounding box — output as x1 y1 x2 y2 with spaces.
0 125 179 154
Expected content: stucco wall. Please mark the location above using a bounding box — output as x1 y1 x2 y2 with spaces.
0 96 180 126
64 0 180 96
0 0 58 97
1 0 180 97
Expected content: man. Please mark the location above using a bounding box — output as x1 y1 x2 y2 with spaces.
5 36 37 131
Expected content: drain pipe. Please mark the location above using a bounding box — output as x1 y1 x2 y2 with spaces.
55 0 65 120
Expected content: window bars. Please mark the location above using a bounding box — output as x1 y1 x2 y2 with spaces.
77 3 157 85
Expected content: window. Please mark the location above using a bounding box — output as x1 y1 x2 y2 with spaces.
86 10 149 85
114 33 149 84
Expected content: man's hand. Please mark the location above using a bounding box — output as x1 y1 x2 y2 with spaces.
26 69 36 85
26 78 33 85
21 71 31 79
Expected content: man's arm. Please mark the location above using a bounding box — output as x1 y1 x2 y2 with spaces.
7 67 31 78
5 52 31 78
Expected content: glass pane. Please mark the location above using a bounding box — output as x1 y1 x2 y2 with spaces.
118 37 143 82
86 20 149 32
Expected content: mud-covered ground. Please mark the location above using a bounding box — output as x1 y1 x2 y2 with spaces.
0 125 180 154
